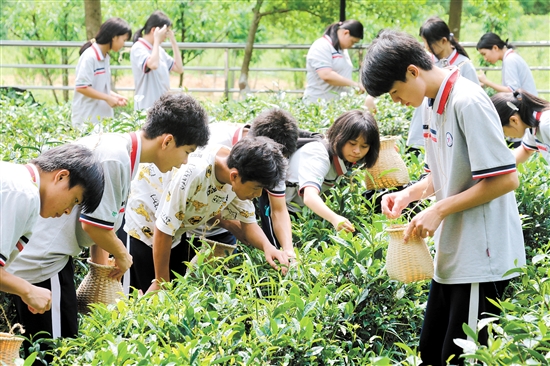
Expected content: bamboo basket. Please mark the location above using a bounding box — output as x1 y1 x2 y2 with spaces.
365 136 410 190
189 239 236 266
76 258 123 314
0 324 24 365
386 224 434 283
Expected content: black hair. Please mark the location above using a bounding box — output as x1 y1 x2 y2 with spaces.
491 89 550 128
248 108 299 157
80 18 132 55
324 19 363 51
133 10 172 43
420 16 469 58
227 136 287 190
143 93 210 148
326 110 380 168
31 144 105 213
361 29 433 97
476 32 513 51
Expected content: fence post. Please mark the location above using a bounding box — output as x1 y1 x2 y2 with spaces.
224 48 229 100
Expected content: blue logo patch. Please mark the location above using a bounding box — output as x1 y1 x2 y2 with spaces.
446 132 453 147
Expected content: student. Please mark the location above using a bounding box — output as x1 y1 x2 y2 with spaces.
119 109 297 292
304 20 365 102
141 137 289 293
476 33 538 96
361 29 525 364
1 144 103 315
8 93 210 360
491 89 550 165
72 18 132 129
408 16 480 149
131 10 183 111
283 110 379 232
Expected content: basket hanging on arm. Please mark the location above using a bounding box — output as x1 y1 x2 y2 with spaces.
385 224 434 283
0 323 24 365
76 258 124 314
365 136 410 190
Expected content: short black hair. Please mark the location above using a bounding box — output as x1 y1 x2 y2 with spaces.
361 29 433 97
31 144 105 213
326 110 380 168
248 108 299 157
143 93 210 148
227 136 287 190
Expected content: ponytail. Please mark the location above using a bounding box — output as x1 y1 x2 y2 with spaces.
491 89 550 128
419 16 469 59
80 17 131 55
133 10 172 43
476 32 513 51
323 19 363 51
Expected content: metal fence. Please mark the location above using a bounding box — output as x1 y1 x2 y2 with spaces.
1 40 549 98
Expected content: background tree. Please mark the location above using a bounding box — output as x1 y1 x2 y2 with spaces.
84 0 102 41
448 0 463 40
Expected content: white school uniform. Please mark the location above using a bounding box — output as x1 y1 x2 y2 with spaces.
407 50 480 148
304 35 354 102
72 42 113 128
0 163 40 268
423 67 525 284
285 140 349 212
521 110 550 164
502 49 537 95
8 132 141 284
131 38 175 111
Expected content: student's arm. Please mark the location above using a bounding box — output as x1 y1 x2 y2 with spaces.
76 87 121 107
515 146 535 165
147 226 174 293
241 222 289 275
145 25 168 71
404 172 519 241
167 29 183 74
0 268 51 314
476 71 510 93
81 223 132 279
316 68 365 91
302 186 355 232
268 195 296 259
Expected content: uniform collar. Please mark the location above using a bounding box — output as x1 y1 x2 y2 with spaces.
503 48 514 60
137 38 153 50
129 132 141 180
231 124 251 146
91 42 106 61
24 163 40 189
430 67 460 115
332 155 349 176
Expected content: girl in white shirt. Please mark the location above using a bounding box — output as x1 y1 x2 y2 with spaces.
72 18 131 128
131 10 184 111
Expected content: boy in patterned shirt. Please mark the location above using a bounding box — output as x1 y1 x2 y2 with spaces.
134 136 289 293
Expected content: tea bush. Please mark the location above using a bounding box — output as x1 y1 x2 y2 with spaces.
1 91 549 364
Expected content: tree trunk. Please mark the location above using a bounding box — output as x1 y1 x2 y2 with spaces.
84 0 102 40
179 3 186 88
448 0 463 41
238 0 263 96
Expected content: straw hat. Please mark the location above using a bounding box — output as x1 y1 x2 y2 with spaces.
366 136 410 190
385 224 434 283
76 258 123 314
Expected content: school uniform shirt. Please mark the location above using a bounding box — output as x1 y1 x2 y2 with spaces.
154 145 257 248
521 110 550 164
131 38 175 111
502 49 538 95
285 140 348 212
407 50 480 148
7 133 141 283
0 163 40 268
304 35 354 102
72 42 113 127
423 67 525 284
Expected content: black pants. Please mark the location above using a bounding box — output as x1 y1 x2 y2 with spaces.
14 258 78 365
419 279 509 365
